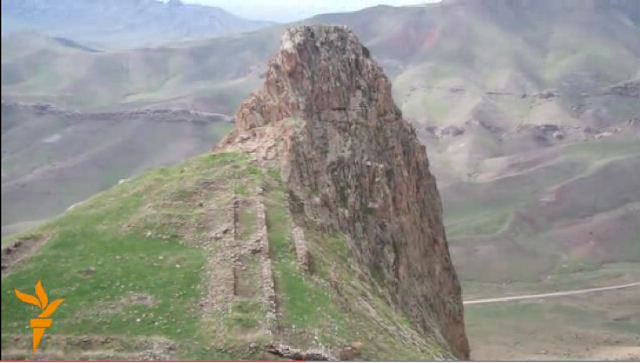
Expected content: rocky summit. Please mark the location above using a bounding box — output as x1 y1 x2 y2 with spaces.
219 25 470 359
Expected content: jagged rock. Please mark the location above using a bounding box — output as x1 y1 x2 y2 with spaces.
218 25 469 359
265 343 337 361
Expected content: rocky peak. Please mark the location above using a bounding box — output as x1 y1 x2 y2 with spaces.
219 25 470 359
232 25 391 132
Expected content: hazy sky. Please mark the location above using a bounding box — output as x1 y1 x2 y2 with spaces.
183 0 437 22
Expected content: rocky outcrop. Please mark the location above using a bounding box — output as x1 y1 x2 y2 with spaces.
291 224 310 271
265 343 337 361
218 26 469 359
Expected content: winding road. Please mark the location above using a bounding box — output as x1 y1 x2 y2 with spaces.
463 282 640 305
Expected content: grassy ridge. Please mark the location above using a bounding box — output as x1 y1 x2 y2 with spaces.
2 152 449 360
1 152 261 359
1 106 234 234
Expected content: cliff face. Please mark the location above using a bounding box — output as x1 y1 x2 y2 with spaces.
219 26 470 359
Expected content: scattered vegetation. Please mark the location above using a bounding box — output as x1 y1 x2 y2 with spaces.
2 151 451 360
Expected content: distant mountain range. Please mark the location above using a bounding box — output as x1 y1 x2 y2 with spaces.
3 0 638 127
1 0 275 49
2 2 640 359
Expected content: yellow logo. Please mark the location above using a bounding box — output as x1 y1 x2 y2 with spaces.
15 280 65 353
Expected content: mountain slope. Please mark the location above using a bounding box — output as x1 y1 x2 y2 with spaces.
217 25 469 358
306 0 640 128
2 152 453 360
2 2 639 360
1 26 467 360
1 31 281 114
432 126 640 360
1 0 274 49
3 0 638 128
1 102 233 236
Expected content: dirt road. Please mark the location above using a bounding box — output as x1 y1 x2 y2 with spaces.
464 282 640 305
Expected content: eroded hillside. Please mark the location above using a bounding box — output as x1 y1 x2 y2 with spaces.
1 26 468 360
1 102 233 236
3 0 638 128
1 0 273 49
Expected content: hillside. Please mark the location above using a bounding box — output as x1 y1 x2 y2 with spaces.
0 31 280 114
2 0 639 236
1 0 274 49
2 152 453 360
1 102 233 236
2 1 639 359
429 123 640 359
308 0 640 129
1 26 468 361
2 0 638 127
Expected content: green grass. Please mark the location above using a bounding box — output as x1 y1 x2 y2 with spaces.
606 320 640 336
446 208 511 238
210 122 234 141
551 258 602 275
228 300 263 329
564 138 640 161
464 262 640 299
261 172 450 360
1 108 237 230
465 301 616 336
1 196 207 341
7 149 444 359
238 204 257 240
544 29 637 86
465 294 640 360
1 152 263 359
265 184 345 345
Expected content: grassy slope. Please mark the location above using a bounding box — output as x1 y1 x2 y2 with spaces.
442 138 640 282
1 152 448 360
466 287 640 360
2 3 639 359
435 134 640 360
1 30 282 115
1 107 234 234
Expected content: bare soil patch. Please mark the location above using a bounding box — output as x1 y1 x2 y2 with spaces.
1 233 54 277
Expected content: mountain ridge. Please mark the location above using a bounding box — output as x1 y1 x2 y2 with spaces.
3 0 638 128
1 25 469 361
1 0 275 49
217 25 469 358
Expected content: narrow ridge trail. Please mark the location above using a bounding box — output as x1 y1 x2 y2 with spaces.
464 282 640 305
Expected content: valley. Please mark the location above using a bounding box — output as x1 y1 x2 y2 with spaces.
2 102 233 236
2 0 639 361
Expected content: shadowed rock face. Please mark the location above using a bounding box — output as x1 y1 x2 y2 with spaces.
220 25 470 359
